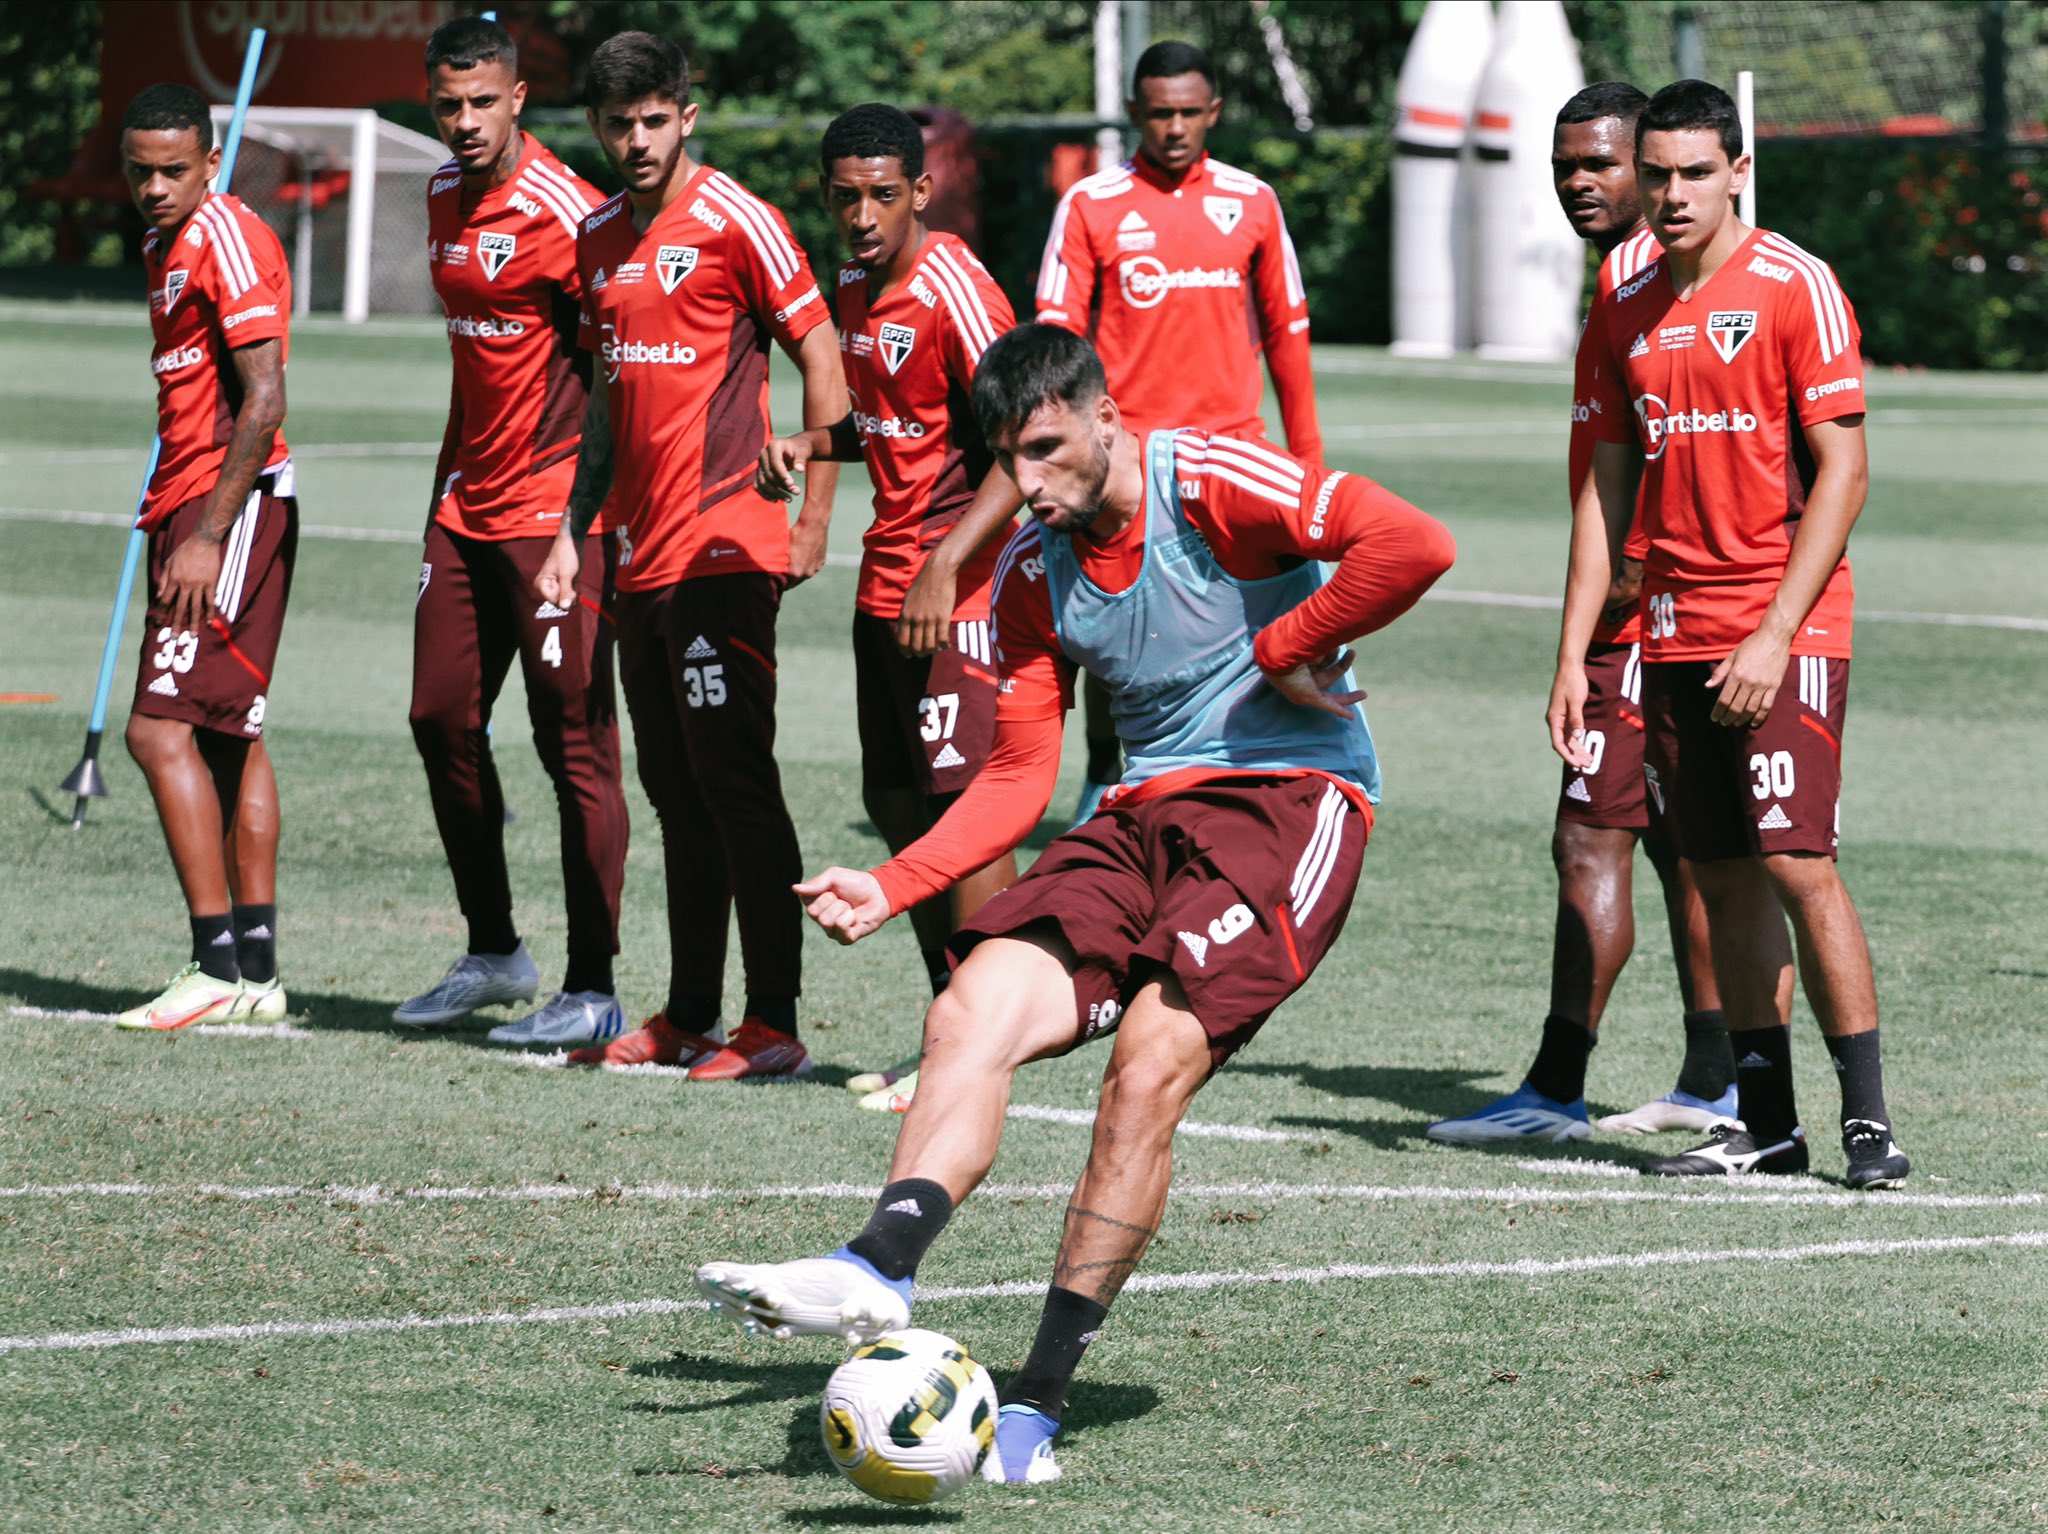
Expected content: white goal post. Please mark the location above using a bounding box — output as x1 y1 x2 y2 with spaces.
206 106 449 322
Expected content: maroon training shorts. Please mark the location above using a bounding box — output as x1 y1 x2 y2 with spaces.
132 478 298 738
1558 640 1652 830
949 774 1369 1072
852 610 999 798
1642 655 1847 862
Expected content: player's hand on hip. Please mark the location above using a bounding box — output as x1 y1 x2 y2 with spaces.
1265 649 1366 721
757 435 810 501
896 561 958 657
1706 631 1789 728
794 868 891 945
161 535 223 636
1547 661 1593 768
535 530 581 610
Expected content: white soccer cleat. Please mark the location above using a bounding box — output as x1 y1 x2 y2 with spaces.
392 943 539 1027
697 1255 911 1344
487 990 624 1047
1596 1087 1740 1135
858 1069 917 1112
116 963 242 1031
229 977 290 1023
1425 1084 1591 1145
846 1056 919 1096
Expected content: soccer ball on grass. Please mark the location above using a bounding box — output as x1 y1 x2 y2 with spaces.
820 1328 999 1504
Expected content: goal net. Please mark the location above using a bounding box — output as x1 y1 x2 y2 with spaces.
207 107 450 321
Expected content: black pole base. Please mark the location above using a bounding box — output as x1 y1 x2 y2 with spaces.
61 730 110 830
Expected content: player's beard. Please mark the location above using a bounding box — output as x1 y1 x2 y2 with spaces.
1053 435 1114 535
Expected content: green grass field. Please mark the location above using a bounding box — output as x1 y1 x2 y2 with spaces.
3 296 2046 1531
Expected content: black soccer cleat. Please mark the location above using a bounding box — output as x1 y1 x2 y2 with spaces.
1643 1122 1809 1178
1842 1118 1911 1190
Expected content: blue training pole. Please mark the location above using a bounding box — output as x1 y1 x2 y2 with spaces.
64 27 268 829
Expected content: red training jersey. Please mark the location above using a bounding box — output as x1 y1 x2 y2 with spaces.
576 165 828 591
140 192 291 530
1572 226 1659 646
428 133 607 540
1036 154 1322 461
872 431 1456 913
1583 227 1865 662
837 232 1017 620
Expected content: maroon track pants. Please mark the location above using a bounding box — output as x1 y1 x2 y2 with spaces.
409 524 628 960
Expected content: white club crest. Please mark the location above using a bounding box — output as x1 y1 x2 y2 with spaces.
478 230 517 281
160 268 190 314
1707 309 1758 364
878 322 917 375
1203 196 1244 236
657 245 698 293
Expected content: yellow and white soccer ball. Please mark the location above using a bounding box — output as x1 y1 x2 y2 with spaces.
819 1328 999 1504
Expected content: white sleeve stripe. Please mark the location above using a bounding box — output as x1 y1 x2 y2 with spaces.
1759 234 1850 359
1189 461 1300 508
931 245 1001 349
1186 443 1303 499
925 247 999 358
1037 190 1078 305
1203 432 1306 483
198 202 257 296
517 176 585 237
989 521 1042 604
518 169 591 225
525 158 599 211
704 174 801 286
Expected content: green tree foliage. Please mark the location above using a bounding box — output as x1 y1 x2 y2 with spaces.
0 0 103 267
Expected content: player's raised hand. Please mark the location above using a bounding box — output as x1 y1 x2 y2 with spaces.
1547 660 1593 768
794 867 892 945
895 558 958 657
757 434 813 502
535 529 581 611
1265 649 1366 720
1706 629 1789 728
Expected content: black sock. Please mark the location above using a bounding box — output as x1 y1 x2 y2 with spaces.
1525 1014 1595 1104
746 996 797 1039
1001 1286 1109 1420
190 913 239 982
1085 741 1121 784
467 916 518 957
1674 1008 1735 1100
846 1178 954 1281
1732 1025 1799 1142
668 996 722 1036
231 903 277 984
1824 1029 1890 1128
921 946 953 997
562 952 614 996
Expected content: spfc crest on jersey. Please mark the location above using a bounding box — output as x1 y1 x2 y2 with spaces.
878 322 917 375
1203 196 1244 236
657 245 698 293
478 230 517 281
1707 309 1758 364
155 268 190 315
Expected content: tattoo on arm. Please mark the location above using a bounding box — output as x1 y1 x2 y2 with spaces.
204 339 286 541
565 382 613 539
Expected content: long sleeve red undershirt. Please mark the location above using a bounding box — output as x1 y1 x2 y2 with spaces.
871 450 1455 914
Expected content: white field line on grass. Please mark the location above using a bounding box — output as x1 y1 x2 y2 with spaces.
1 1175 2040 1215
6 1229 2044 1355
12 506 2043 632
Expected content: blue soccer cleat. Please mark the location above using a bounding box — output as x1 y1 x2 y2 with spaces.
981 1403 1062 1485
1426 1082 1591 1145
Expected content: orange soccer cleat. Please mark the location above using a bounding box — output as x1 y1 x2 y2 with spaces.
566 1012 725 1067
685 1017 812 1081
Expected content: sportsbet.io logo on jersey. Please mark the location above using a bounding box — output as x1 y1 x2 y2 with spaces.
1634 392 1759 461
1117 257 1244 309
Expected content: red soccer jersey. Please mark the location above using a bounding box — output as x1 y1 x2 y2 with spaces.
1584 227 1865 661
576 166 828 591
140 192 291 530
871 429 1456 913
1572 226 1659 645
429 133 606 540
837 232 1017 620
1036 155 1321 460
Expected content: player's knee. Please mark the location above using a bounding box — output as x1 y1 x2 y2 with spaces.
1096 1052 1201 1143
406 702 467 760
124 712 177 768
917 986 1012 1070
1760 850 1842 905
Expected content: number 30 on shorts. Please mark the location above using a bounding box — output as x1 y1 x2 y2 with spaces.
1749 750 1795 799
